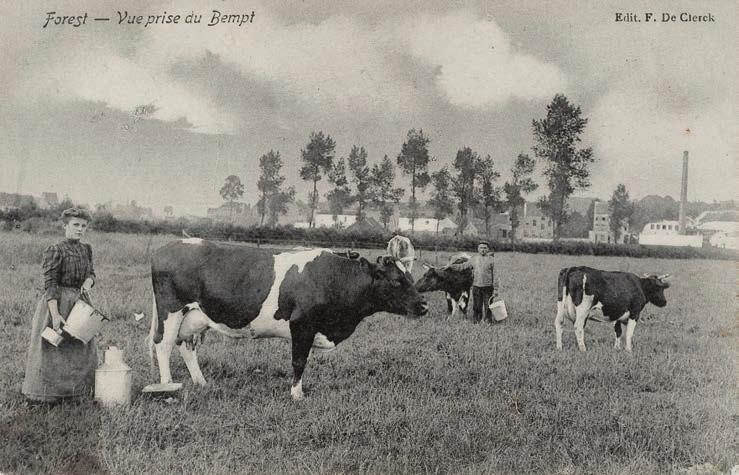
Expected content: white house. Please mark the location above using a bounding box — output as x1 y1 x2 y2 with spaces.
313 213 356 228
638 220 702 247
697 221 736 234
709 231 738 250
397 217 456 233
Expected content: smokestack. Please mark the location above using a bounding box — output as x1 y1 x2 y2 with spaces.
679 151 688 234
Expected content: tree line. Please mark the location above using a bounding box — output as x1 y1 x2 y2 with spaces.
220 93 603 241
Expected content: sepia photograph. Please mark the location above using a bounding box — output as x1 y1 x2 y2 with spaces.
0 0 736 473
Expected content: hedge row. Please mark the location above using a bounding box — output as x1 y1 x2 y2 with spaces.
93 214 733 260
3 213 735 261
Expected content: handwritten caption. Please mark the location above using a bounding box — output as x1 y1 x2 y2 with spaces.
42 10 256 28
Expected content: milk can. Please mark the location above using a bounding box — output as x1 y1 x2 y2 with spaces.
95 346 132 407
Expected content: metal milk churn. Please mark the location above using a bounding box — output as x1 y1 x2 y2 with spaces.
95 346 132 406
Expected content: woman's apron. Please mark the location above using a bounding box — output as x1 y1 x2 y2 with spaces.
22 287 97 401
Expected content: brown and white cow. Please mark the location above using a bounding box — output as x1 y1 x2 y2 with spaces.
386 235 416 275
555 266 670 352
148 238 428 399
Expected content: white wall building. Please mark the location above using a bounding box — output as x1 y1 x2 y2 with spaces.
397 217 456 233
638 220 702 247
709 231 738 250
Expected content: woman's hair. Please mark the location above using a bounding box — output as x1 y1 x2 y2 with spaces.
60 207 92 223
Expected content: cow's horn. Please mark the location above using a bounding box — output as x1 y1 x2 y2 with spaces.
658 273 671 280
422 261 435 269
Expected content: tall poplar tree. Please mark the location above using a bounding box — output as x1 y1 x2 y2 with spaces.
300 131 335 228
397 129 432 232
532 94 594 240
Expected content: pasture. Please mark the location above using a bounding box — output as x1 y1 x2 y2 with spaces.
0 231 736 474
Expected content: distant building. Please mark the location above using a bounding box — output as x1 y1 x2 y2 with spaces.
567 196 596 216
638 220 702 247
0 192 36 210
709 231 738 250
460 215 511 240
313 213 357 229
518 202 553 239
696 217 737 250
113 201 154 221
38 192 59 209
206 202 259 226
397 216 456 233
346 217 384 233
590 201 628 244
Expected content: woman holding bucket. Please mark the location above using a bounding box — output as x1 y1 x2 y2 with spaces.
22 207 98 404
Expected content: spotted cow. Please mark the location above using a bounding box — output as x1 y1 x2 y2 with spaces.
148 238 428 399
555 266 671 352
415 253 473 319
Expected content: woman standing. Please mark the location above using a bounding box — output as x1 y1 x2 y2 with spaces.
22 208 98 403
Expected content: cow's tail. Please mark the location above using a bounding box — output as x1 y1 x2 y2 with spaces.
558 267 571 301
147 293 158 378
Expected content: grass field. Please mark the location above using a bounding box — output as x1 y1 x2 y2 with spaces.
0 231 736 474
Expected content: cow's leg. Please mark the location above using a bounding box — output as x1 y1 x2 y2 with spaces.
155 310 185 384
555 296 566 350
177 341 207 386
458 291 469 315
624 318 638 352
289 321 316 401
574 296 594 352
613 322 623 349
446 293 455 317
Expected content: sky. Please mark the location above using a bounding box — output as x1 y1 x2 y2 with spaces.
1 0 735 216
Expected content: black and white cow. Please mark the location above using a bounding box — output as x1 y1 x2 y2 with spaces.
387 235 416 275
415 253 473 319
148 238 428 399
555 266 671 352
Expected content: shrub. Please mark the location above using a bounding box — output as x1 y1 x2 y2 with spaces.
7 214 736 261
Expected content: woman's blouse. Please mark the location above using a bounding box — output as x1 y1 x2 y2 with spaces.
42 239 95 301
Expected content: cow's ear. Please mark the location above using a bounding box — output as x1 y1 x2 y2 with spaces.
376 256 383 264
359 257 372 273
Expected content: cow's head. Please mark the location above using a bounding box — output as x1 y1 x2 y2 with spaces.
415 263 446 293
362 256 428 317
640 273 671 307
415 254 471 293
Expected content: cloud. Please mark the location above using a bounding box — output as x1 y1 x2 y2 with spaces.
398 11 567 108
5 2 568 135
5 23 238 134
136 6 418 115
39 48 238 134
588 88 736 201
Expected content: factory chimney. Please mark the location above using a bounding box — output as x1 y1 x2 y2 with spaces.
679 151 688 234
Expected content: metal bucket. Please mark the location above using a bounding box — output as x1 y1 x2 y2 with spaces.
488 298 508 322
64 299 107 343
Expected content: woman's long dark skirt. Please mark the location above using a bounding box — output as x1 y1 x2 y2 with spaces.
22 288 97 402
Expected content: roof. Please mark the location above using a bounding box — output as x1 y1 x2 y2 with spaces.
594 201 609 215
698 221 737 233
568 197 596 215
514 202 545 218
644 220 680 226
695 209 738 224
346 217 383 232
0 192 35 208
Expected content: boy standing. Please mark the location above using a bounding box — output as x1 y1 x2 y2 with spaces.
452 241 496 323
